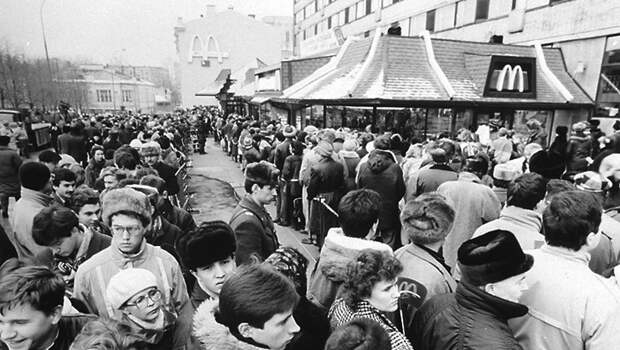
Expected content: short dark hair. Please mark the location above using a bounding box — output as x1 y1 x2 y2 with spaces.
545 179 575 200
507 173 547 210
32 206 79 246
70 186 99 213
38 150 61 163
218 264 299 330
0 266 65 316
114 151 138 170
324 319 391 350
463 155 488 177
543 191 602 251
343 250 403 309
140 175 166 195
52 168 77 186
338 189 381 238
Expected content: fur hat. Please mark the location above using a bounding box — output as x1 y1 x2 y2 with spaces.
101 188 153 227
19 162 51 191
106 268 158 310
400 193 455 245
176 221 236 270
458 229 533 286
373 135 391 150
282 125 297 138
493 163 520 182
314 141 333 158
242 136 254 150
342 139 358 152
264 247 308 295
244 161 279 187
140 141 161 156
574 171 612 193
303 125 318 135
572 122 587 132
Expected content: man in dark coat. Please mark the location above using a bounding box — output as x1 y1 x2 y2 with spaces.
412 229 532 349
307 141 345 247
229 162 280 265
141 141 179 195
58 124 87 165
358 136 406 249
0 135 21 217
274 126 297 226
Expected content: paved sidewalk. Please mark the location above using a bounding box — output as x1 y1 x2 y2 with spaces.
188 139 320 264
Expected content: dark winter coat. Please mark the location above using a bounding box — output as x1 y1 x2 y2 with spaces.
415 164 458 196
242 147 261 166
357 150 406 231
158 199 196 234
152 161 180 195
229 195 279 265
340 151 360 192
307 157 344 200
566 134 592 172
412 282 527 350
0 145 21 194
58 133 87 164
275 139 292 171
84 157 107 188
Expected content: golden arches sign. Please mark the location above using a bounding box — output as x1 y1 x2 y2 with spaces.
496 64 525 92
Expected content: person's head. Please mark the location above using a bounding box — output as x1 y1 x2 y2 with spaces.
176 221 236 298
507 173 547 210
38 150 61 172
343 250 403 312
526 119 541 131
101 188 152 254
0 266 64 350
217 264 300 350
572 121 587 134
100 167 126 190
157 136 171 150
337 189 381 238
324 319 391 350
52 168 76 200
264 247 308 296
70 187 101 227
114 151 138 171
106 269 162 323
492 163 520 189
32 206 81 258
573 171 612 205
69 318 147 350
244 162 279 205
289 141 304 156
314 141 333 159
545 179 575 202
400 193 455 246
523 143 543 161
90 145 105 163
462 155 488 179
458 230 533 303
543 191 602 252
429 148 448 164
140 142 161 167
19 162 52 194
139 175 167 196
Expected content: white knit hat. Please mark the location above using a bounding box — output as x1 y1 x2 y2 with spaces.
106 268 158 310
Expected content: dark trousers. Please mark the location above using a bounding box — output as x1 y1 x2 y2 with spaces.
309 193 339 248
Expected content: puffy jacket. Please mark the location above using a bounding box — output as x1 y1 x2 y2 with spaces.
412 281 527 350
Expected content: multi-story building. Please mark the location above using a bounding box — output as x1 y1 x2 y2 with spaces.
174 4 293 107
107 65 171 86
293 0 620 126
59 65 171 114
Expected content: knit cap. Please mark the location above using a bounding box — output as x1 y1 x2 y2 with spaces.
106 268 158 310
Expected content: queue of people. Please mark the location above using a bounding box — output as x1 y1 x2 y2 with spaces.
2 107 620 350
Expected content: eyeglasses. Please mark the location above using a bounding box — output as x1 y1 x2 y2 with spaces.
111 225 143 235
125 288 162 309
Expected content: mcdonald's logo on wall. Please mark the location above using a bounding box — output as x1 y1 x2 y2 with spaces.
484 56 536 98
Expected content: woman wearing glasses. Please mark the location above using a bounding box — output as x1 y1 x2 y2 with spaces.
106 268 178 350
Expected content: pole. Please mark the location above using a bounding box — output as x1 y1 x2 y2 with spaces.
40 0 52 80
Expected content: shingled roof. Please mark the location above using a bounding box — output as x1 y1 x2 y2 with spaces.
275 33 592 109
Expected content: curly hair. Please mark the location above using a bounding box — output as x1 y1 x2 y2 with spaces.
342 250 403 309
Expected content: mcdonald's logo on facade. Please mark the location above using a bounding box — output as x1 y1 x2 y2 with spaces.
484 56 536 98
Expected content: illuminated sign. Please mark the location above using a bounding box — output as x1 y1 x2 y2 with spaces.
484 56 536 98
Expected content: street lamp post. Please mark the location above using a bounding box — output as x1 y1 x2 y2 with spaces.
40 0 53 79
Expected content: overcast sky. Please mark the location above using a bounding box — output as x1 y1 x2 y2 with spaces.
0 0 293 67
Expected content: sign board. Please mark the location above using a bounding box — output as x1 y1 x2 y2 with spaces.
300 27 345 57
484 56 536 99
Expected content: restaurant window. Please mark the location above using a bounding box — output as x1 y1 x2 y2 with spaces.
475 0 489 21
484 56 537 98
426 10 435 33
596 34 620 115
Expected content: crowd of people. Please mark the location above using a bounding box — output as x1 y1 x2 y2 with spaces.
1 105 620 350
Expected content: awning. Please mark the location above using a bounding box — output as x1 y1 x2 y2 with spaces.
251 92 282 105
276 33 593 109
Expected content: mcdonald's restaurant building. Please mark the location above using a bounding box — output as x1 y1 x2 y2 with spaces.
271 32 593 144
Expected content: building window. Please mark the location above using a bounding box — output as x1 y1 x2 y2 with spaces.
314 24 318 35
356 1 364 18
475 0 489 21
344 7 350 23
426 10 435 32
314 0 318 12
364 30 370 37
96 90 112 103
328 16 332 29
365 0 372 15
122 90 132 103
511 0 517 9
